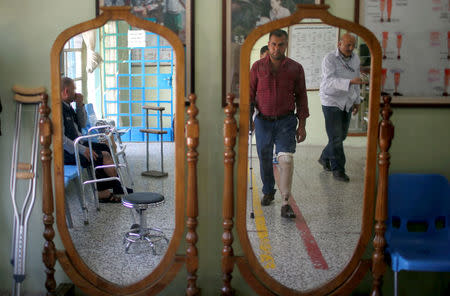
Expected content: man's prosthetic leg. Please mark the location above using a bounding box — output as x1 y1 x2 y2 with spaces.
277 152 296 218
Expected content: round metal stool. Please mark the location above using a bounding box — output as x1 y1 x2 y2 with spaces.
122 192 168 254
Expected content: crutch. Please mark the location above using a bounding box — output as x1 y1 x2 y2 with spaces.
249 104 255 219
9 85 45 296
249 128 255 219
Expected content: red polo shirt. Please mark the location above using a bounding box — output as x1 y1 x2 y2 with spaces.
250 55 309 120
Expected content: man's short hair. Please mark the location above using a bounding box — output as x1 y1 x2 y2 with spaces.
269 29 288 40
61 77 73 91
260 45 269 55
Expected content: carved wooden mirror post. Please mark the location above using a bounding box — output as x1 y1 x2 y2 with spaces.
222 4 393 295
43 6 199 295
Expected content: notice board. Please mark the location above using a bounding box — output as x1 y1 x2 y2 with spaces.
288 23 339 90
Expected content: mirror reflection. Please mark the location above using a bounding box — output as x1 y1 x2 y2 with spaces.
61 21 176 285
246 22 370 291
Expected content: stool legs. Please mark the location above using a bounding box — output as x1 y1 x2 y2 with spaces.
123 208 168 254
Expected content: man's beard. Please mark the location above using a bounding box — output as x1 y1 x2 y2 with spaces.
271 52 284 60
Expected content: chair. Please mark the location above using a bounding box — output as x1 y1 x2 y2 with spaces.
386 173 450 296
84 103 115 132
63 165 79 228
122 192 169 254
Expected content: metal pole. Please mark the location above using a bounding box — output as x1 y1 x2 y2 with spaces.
249 130 255 219
146 109 149 172
159 109 164 173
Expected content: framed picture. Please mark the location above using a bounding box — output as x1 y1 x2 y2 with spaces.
97 0 195 94
358 0 450 106
221 0 320 106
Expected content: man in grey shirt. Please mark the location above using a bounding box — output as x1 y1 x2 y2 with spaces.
318 33 365 182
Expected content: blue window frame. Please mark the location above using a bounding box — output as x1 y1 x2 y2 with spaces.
102 20 174 142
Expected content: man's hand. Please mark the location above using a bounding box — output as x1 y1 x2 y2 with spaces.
74 93 84 106
352 104 360 115
296 126 306 143
84 148 98 161
350 77 366 85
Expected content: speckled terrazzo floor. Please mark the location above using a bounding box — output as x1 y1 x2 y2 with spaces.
246 143 366 292
65 142 175 286
64 141 366 290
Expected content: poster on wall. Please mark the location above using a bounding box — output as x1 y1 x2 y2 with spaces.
288 24 338 90
363 0 450 97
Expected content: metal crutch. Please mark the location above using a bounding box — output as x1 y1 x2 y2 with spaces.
249 105 255 219
9 85 45 296
249 128 255 219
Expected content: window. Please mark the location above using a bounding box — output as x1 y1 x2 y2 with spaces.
62 35 87 95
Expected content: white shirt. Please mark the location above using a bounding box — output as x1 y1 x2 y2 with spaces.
319 48 361 112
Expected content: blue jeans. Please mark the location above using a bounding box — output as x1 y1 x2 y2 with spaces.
254 114 297 195
320 106 351 173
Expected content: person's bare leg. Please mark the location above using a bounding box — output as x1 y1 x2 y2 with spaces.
98 189 112 199
101 151 117 176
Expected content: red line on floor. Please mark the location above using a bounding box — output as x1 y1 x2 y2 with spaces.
273 164 329 270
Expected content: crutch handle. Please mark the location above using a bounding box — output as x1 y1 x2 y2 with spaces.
13 94 43 104
12 85 46 103
17 163 31 170
16 172 35 179
12 85 46 96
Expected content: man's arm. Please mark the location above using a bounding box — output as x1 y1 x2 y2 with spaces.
249 63 258 106
295 64 309 143
249 63 259 131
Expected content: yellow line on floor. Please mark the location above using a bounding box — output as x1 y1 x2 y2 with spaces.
251 168 276 269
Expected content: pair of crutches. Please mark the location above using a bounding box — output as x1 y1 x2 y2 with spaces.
9 86 45 296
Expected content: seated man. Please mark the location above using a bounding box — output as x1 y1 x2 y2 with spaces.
61 77 127 203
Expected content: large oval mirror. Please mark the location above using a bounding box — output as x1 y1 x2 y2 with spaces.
235 5 381 295
50 7 186 294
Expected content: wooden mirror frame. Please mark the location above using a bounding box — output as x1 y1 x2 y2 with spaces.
224 4 383 295
42 7 200 295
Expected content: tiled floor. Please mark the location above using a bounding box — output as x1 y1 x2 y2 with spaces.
64 141 366 290
246 144 366 291
65 142 175 286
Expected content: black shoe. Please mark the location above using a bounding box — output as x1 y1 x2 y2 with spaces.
261 193 274 206
318 158 331 171
113 182 134 194
281 204 296 218
333 171 350 182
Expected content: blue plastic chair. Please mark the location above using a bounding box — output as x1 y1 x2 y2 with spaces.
63 165 79 228
386 173 450 296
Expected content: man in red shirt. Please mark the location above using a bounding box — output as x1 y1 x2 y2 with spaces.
250 29 309 218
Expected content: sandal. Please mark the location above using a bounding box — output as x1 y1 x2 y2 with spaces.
99 193 121 203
